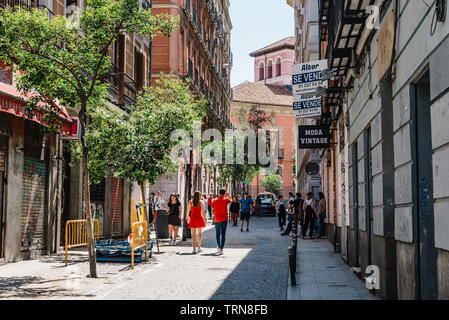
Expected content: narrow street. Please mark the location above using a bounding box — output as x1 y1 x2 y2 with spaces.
0 216 376 300
0 217 290 300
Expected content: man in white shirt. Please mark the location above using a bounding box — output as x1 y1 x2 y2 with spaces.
154 191 165 211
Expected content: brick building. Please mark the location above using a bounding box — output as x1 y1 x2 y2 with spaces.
250 37 295 86
0 0 155 262
231 82 295 198
149 0 233 201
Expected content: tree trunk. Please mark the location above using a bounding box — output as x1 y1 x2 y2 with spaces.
80 110 97 278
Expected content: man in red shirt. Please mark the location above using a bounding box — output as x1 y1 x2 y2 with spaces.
211 188 232 255
207 193 213 220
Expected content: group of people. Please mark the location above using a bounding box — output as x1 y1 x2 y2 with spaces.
275 192 327 239
147 188 255 255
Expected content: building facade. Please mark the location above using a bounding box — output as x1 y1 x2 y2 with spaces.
288 0 322 200
316 0 449 300
0 0 157 262
231 38 295 198
250 37 295 86
151 0 233 202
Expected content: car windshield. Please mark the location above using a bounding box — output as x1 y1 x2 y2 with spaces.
259 194 274 203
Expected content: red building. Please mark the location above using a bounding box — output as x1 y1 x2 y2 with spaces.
231 38 295 198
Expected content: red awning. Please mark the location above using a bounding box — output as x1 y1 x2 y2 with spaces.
0 77 73 135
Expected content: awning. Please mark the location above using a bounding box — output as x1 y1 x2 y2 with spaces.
0 62 73 135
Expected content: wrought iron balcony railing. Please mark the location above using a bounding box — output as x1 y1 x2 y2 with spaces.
188 59 193 81
0 0 32 9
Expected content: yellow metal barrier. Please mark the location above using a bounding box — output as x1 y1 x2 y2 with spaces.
65 219 100 266
130 220 148 269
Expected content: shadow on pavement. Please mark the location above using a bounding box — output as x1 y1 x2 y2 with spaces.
0 276 95 299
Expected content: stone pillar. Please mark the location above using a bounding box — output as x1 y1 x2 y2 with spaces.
4 117 24 262
46 133 57 255
69 159 83 220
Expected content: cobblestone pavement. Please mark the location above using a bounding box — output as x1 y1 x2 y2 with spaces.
287 238 377 300
0 216 291 300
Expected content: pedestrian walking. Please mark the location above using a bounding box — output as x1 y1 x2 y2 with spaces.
239 193 253 232
167 194 182 245
288 192 295 203
302 192 318 239
229 196 241 227
294 193 304 234
148 192 155 227
211 188 232 255
317 192 327 238
207 193 213 220
202 194 209 223
276 195 287 231
281 200 296 236
153 191 165 229
186 191 207 254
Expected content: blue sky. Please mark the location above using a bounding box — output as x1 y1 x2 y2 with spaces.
230 0 294 88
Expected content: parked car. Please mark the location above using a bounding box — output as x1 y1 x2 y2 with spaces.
257 193 277 216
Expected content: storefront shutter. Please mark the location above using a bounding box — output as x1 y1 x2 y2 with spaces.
21 121 49 258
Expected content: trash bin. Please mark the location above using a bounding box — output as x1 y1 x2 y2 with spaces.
156 210 169 239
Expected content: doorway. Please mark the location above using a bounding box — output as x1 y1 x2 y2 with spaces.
364 128 374 265
0 135 7 258
411 70 438 300
352 142 360 266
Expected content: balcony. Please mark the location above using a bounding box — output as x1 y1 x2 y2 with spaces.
188 59 194 81
194 68 199 88
0 0 32 9
123 73 136 109
104 64 136 110
321 0 374 77
105 64 120 104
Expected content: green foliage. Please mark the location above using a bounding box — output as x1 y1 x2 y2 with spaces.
0 1 177 126
84 76 206 185
261 174 283 193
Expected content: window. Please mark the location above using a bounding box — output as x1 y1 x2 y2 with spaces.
258 62 265 81
275 58 281 77
267 60 273 79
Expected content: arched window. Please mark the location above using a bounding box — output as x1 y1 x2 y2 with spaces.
267 60 273 79
275 58 281 77
258 62 265 81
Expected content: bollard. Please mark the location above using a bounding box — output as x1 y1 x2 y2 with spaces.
288 246 296 286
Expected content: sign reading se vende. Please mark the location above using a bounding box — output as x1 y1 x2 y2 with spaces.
293 95 322 118
298 125 331 149
292 60 328 96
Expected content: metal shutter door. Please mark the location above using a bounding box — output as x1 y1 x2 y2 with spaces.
21 157 48 256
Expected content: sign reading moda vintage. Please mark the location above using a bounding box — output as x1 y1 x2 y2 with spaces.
298 125 331 149
292 60 329 96
293 95 322 118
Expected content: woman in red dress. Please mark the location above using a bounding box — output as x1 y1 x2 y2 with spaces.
186 191 206 254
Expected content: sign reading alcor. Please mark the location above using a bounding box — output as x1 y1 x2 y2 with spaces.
298 125 331 149
292 60 329 96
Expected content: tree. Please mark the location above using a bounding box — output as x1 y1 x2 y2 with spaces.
261 174 283 194
210 106 271 195
0 1 176 277
86 76 206 216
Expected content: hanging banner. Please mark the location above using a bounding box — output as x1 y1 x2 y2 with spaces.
292 59 329 96
298 125 331 149
293 95 322 118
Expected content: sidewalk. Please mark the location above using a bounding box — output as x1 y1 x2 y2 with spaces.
287 238 377 300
